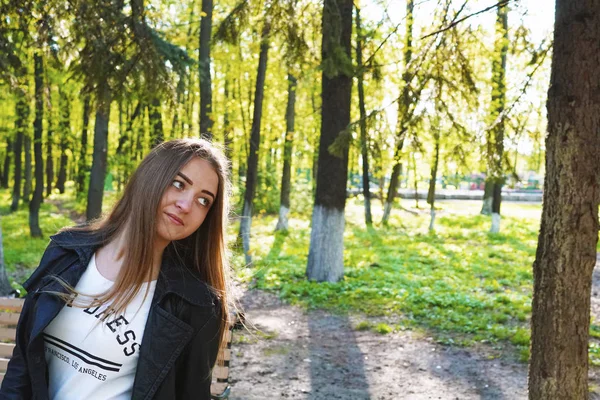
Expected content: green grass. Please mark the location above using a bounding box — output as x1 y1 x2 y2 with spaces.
0 191 74 287
0 184 119 289
236 199 543 361
3 190 599 364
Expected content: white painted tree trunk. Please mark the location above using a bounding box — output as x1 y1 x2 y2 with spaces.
239 199 253 265
429 209 436 231
306 205 345 282
275 205 289 231
490 212 501 233
382 201 393 223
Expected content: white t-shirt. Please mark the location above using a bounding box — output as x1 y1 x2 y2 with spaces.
44 254 156 400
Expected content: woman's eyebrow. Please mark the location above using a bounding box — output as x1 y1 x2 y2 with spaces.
177 171 216 200
202 190 215 201
177 172 193 185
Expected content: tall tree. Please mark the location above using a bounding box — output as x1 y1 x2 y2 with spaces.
488 3 508 233
199 0 214 139
238 17 271 265
22 132 32 203
30 53 44 237
355 6 372 226
275 74 297 231
306 0 353 282
45 91 54 197
0 219 13 295
55 88 70 194
529 1 600 398
427 116 441 231
86 82 111 220
149 97 164 147
223 73 233 169
2 138 11 189
76 93 91 196
10 91 28 212
381 0 414 224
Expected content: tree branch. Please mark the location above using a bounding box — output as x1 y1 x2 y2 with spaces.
421 0 512 40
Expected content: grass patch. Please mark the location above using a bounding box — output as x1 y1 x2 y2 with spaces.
4 190 599 366
374 323 393 335
236 199 543 361
355 321 372 331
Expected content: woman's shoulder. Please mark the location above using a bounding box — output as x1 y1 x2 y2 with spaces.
22 238 78 292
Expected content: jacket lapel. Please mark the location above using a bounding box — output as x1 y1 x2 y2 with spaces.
130 303 194 400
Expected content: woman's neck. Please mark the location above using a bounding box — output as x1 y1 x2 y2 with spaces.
96 230 167 282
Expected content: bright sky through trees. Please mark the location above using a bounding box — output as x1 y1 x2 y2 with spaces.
361 0 554 163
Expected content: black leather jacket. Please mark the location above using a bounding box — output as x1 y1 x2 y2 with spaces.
0 230 221 400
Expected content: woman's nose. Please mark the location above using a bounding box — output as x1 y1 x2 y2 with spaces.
175 195 193 212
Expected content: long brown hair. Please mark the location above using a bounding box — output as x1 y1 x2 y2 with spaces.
63 138 231 352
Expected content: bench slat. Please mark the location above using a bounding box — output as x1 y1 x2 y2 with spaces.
0 299 24 313
0 297 234 399
0 312 20 326
0 358 9 372
213 366 229 380
0 328 16 342
0 343 14 358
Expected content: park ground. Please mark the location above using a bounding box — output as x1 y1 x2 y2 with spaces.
226 200 600 400
4 193 600 399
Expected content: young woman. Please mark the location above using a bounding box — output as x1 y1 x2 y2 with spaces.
0 138 231 400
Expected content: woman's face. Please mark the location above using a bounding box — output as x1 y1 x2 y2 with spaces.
155 157 219 247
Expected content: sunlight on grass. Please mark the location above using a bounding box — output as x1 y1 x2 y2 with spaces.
4 188 598 364
237 198 544 361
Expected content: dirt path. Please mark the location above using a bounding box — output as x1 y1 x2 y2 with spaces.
229 289 529 400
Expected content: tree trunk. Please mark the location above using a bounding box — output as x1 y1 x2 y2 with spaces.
239 20 271 265
0 221 13 295
23 133 32 203
172 77 185 139
76 93 91 196
275 74 297 232
356 8 372 226
528 1 600 398
30 53 44 238
412 150 419 209
381 0 414 225
45 93 54 198
2 139 11 189
223 74 233 173
199 0 214 140
149 97 164 147
488 4 508 234
86 83 111 221
480 180 494 215
56 89 70 194
310 85 319 195
427 128 440 232
10 93 28 213
306 0 353 283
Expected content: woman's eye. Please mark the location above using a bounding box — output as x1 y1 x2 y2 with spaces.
172 180 184 190
198 197 210 207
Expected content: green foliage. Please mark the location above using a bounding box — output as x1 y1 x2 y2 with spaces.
374 323 393 334
355 321 372 331
0 190 73 286
236 200 543 361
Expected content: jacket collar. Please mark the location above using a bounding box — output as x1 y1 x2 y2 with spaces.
49 230 215 307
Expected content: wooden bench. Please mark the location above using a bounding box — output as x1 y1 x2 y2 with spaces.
0 298 231 399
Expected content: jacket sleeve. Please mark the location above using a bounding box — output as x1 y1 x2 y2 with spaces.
0 293 33 399
175 301 222 399
0 240 63 399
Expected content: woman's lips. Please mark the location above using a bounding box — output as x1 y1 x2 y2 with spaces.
166 213 184 226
